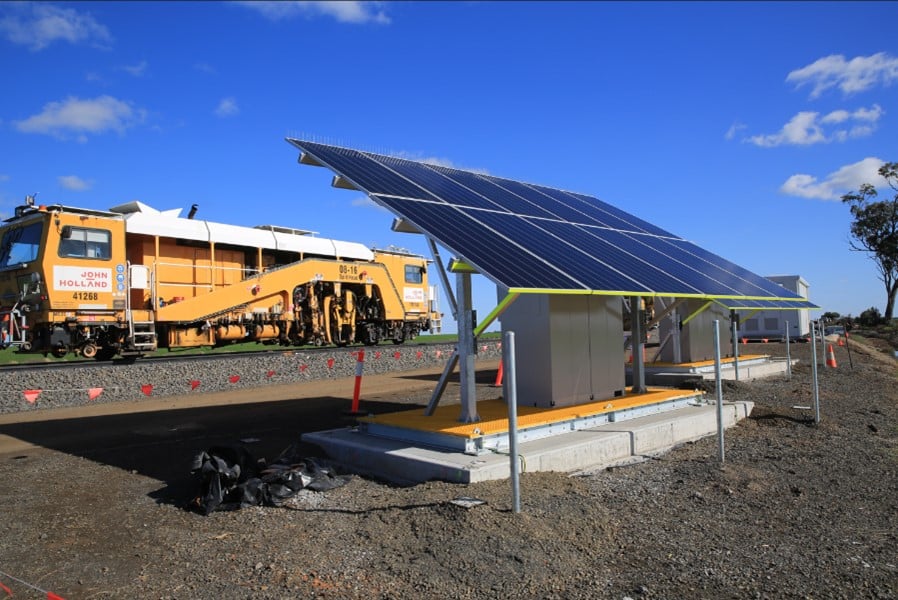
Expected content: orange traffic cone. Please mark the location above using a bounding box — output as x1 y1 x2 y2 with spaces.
826 344 838 368
838 337 845 347
493 359 504 387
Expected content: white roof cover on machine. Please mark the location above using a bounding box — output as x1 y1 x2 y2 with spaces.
110 200 374 261
286 139 817 308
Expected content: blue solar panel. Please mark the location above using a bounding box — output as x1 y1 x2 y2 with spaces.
533 220 725 296
600 229 781 297
563 191 679 238
287 138 813 303
719 299 818 309
470 210 654 292
372 196 584 290
294 141 440 201
661 239 803 299
424 166 562 220
374 156 502 211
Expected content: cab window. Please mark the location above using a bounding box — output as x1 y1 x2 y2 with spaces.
58 227 111 260
0 222 43 268
405 264 424 284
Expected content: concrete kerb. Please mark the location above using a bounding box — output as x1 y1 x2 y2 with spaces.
302 400 754 485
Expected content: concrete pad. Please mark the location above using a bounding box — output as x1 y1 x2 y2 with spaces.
631 356 795 385
302 401 754 485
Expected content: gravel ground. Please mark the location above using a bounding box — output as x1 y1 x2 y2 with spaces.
0 342 500 414
0 337 896 599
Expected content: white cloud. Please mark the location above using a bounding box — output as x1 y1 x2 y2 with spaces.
14 95 146 140
393 151 490 175
0 174 10 183
852 104 885 121
121 60 148 77
238 1 391 24
747 111 826 147
0 2 112 51
58 175 91 191
351 195 389 211
786 52 898 98
214 97 239 118
820 109 849 125
780 157 886 200
745 105 883 147
725 122 746 141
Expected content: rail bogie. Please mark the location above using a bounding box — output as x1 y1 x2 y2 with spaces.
0 199 440 360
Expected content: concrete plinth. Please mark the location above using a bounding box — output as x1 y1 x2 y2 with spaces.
302 400 754 485
628 355 796 387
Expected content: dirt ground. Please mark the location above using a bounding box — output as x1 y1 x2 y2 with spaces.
0 341 897 599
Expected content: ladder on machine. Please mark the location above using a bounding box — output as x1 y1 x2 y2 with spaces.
125 262 158 354
129 318 158 352
0 302 29 350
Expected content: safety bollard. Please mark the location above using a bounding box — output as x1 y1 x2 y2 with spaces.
346 349 366 415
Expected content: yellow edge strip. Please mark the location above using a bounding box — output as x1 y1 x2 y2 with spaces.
360 388 701 438
448 259 478 273
508 288 816 304
680 300 713 326
473 292 519 338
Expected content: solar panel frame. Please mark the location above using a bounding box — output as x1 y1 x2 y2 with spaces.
293 141 441 202
287 138 815 305
371 196 587 290
468 209 656 293
422 165 564 220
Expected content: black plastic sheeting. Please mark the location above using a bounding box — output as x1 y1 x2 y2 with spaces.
191 443 351 515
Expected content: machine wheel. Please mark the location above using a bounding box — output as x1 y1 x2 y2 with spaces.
81 342 98 359
52 345 68 358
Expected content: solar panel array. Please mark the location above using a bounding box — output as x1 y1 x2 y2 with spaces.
287 139 816 306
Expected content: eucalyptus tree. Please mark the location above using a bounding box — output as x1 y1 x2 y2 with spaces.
842 162 898 320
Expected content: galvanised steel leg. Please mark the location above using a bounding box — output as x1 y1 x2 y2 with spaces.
424 349 458 416
713 319 725 463
630 296 646 394
504 331 521 513
457 272 479 423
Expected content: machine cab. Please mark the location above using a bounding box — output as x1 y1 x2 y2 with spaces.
0 200 127 357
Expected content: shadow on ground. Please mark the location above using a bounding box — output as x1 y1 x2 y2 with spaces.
0 396 418 505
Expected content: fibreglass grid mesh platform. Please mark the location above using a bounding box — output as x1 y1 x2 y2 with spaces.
644 353 769 369
358 388 702 453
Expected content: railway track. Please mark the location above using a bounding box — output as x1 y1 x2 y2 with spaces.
0 339 461 374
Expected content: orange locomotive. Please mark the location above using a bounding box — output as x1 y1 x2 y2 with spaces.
0 196 439 359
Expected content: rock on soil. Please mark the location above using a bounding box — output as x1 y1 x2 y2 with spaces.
0 338 896 599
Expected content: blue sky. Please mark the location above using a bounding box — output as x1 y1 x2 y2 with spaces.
1 1 897 330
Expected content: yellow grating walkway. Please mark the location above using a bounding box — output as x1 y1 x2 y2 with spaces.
646 354 768 368
358 388 699 440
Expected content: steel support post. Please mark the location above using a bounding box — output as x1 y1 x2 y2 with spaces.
730 310 739 382
457 271 479 423
671 308 682 364
810 320 821 424
784 320 792 380
424 349 459 416
713 319 725 463
630 296 647 394
503 331 521 513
